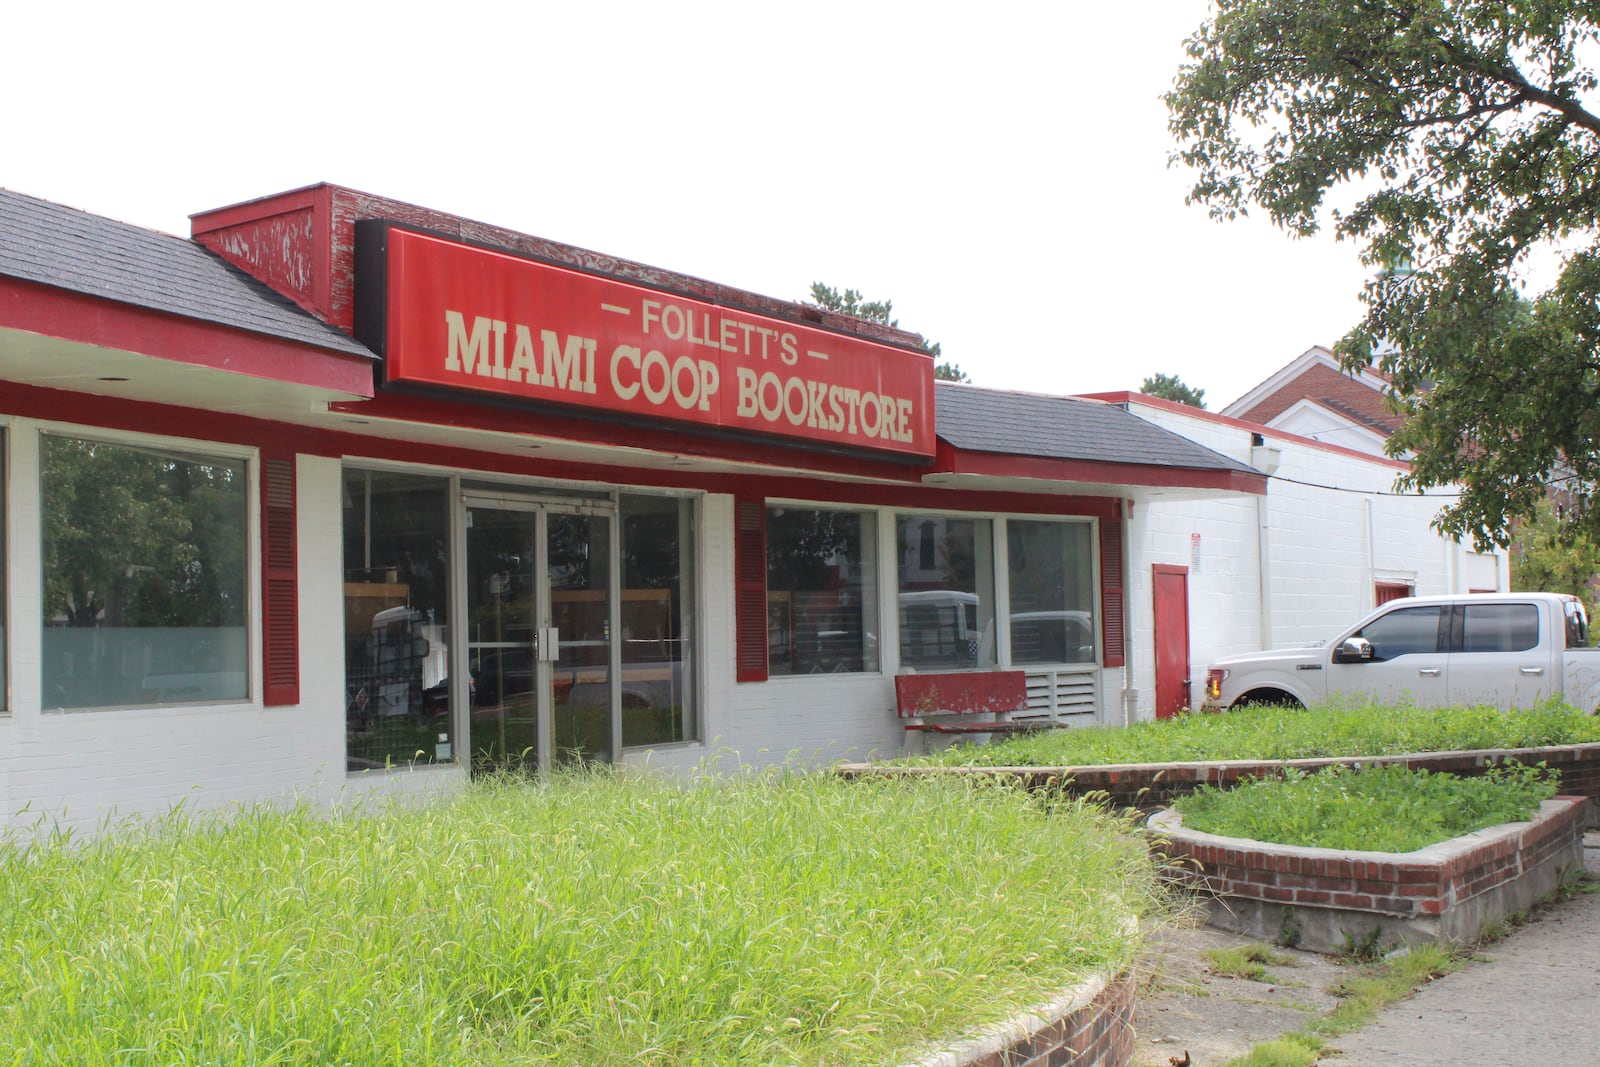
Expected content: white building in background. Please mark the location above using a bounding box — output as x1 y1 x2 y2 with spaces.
1082 391 1505 719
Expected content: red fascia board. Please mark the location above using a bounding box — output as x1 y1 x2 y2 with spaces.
1 381 352 455
190 184 337 326
3 381 1123 518
935 437 1268 495
1079 391 1410 471
189 183 327 232
0 276 374 398
331 390 934 483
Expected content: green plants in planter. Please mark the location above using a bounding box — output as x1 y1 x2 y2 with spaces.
1171 763 1558 853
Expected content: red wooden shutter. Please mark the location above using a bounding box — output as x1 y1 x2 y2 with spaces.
734 496 768 683
1099 518 1125 668
261 453 300 706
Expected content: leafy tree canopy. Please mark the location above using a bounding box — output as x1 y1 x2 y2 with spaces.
1511 496 1600 625
1140 372 1208 408
1168 0 1600 548
808 282 972 383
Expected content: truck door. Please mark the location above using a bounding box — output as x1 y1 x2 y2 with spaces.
1325 603 1450 706
1446 600 1550 709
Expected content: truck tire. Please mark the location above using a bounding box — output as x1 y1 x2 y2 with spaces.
1234 689 1304 710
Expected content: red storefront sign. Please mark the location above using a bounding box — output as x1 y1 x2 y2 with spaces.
378 228 936 458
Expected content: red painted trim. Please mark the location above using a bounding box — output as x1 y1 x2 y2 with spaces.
0 276 375 398
1152 563 1189 576
937 443 1269 495
734 495 768 683
260 453 300 706
1 382 1125 517
333 391 931 482
1079 391 1411 471
189 184 324 232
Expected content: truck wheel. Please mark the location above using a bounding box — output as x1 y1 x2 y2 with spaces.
1234 689 1304 710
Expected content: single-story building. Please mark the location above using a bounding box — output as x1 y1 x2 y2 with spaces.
0 184 1498 832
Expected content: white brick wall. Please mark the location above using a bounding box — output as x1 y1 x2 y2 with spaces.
1125 402 1500 719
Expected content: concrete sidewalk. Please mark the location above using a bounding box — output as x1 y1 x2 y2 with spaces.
1327 831 1600 1065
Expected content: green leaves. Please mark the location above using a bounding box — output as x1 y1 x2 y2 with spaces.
1169 0 1600 545
1173 762 1557 852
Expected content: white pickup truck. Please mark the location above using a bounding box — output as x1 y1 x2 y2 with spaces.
1202 592 1600 713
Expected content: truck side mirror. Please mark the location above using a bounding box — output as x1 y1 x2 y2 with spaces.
1334 636 1374 663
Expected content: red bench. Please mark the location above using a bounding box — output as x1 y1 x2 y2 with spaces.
894 670 1043 733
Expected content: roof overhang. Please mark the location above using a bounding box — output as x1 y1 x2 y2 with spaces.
0 276 374 412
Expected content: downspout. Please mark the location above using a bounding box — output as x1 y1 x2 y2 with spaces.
1249 436 1281 650
1123 497 1135 727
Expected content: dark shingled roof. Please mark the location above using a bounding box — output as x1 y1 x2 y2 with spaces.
0 188 373 359
935 382 1256 474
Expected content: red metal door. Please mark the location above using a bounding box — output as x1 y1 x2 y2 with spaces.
1153 565 1191 719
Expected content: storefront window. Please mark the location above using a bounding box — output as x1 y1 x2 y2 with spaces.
1007 520 1096 665
40 436 248 709
342 469 453 770
896 515 996 670
766 507 879 676
620 494 697 747
0 430 6 712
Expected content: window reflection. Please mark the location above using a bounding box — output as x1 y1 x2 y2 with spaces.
1008 520 1096 665
342 469 453 770
40 436 248 709
896 516 995 670
766 507 878 676
619 494 696 747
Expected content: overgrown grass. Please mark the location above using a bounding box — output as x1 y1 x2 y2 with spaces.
1205 942 1293 981
1173 763 1557 852
1220 943 1459 1067
0 769 1159 1066
903 699 1600 768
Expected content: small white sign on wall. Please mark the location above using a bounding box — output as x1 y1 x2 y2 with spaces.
1190 532 1202 573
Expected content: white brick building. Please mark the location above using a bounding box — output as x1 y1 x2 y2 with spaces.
0 184 1493 832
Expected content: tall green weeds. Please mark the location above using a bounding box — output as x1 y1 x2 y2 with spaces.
1172 763 1558 852
0 770 1157 1065
907 700 1600 768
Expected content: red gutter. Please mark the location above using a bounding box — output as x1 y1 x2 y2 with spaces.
0 275 374 398
1079 390 1410 471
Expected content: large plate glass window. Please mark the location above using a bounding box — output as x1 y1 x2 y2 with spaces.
766 506 879 675
40 435 248 709
896 515 995 670
0 429 6 711
620 494 697 747
342 469 453 770
1007 520 1096 665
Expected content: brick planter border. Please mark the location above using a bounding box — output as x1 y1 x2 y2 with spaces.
1149 795 1589 952
839 741 1600 817
905 970 1136 1067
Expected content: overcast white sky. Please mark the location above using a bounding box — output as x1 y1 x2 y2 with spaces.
3 1 1372 411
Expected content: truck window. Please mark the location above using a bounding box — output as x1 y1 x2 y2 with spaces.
1459 603 1539 653
1356 605 1445 661
1565 599 1590 649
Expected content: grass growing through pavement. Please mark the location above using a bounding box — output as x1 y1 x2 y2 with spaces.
902 700 1600 768
1173 763 1557 852
0 769 1158 1066
1219 943 1461 1067
1204 942 1294 981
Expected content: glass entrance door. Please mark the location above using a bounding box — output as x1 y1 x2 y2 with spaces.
464 496 615 772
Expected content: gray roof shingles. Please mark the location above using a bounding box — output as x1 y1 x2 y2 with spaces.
934 382 1255 474
0 188 373 359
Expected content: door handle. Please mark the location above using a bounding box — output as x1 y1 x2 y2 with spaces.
539 626 561 663
1418 668 1441 677
1520 666 1545 675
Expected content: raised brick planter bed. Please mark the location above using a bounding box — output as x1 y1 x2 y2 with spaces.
1149 795 1589 952
840 742 1600 817
905 970 1135 1067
